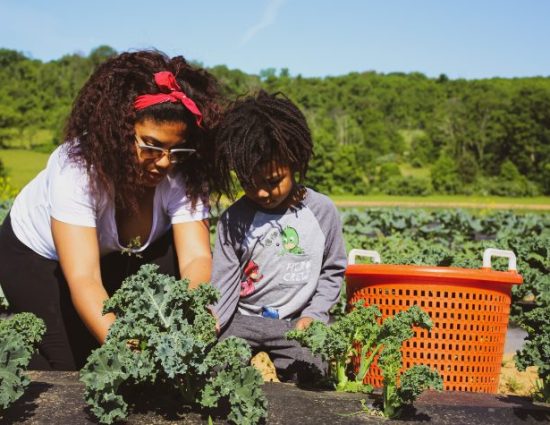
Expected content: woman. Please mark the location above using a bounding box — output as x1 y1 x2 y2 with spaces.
0 50 226 370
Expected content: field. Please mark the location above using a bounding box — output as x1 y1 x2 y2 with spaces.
331 194 550 210
0 149 49 189
2 148 550 211
0 192 547 404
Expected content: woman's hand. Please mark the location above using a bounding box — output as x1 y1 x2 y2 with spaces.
51 218 115 343
172 219 212 289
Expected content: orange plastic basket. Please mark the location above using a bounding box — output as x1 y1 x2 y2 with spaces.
345 249 522 393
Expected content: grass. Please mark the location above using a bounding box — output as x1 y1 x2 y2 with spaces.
3 128 54 150
0 149 50 190
331 194 550 204
1 148 549 211
330 194 550 210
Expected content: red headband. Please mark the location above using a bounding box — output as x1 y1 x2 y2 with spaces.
134 71 203 127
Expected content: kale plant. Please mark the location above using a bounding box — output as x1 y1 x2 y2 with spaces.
377 306 443 418
287 302 380 393
287 303 442 418
515 290 550 402
0 291 46 410
80 264 267 425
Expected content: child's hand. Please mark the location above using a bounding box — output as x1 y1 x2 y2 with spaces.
295 316 313 330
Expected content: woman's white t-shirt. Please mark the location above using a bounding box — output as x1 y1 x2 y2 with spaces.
10 144 209 260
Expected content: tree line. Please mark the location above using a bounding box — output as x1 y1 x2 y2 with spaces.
0 46 549 196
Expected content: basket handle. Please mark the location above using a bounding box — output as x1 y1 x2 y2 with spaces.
482 248 517 271
348 249 381 265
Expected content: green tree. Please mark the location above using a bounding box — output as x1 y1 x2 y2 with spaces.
89 45 117 68
431 155 461 194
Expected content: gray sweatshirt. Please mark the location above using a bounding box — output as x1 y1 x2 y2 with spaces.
211 187 347 329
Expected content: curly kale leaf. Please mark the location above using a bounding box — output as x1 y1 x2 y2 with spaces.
0 336 30 410
287 302 380 392
379 362 445 418
201 336 254 372
80 341 154 425
378 304 432 345
286 321 336 361
378 306 442 418
80 264 267 424
515 291 550 401
201 366 267 425
380 365 444 418
0 312 46 410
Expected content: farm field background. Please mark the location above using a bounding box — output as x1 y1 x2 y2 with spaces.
1 148 550 211
0 149 49 190
332 194 550 210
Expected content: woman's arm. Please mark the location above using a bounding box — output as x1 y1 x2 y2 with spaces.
51 218 115 344
172 219 212 289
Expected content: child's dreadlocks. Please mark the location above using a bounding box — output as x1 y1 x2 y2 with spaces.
215 90 313 192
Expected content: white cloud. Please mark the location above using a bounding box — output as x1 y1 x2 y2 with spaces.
240 0 285 46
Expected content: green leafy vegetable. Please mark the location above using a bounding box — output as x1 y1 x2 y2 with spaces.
515 290 550 402
0 292 46 410
287 303 442 417
377 306 443 418
80 264 267 424
288 301 380 393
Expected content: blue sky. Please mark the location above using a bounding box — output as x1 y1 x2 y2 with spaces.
1 0 548 79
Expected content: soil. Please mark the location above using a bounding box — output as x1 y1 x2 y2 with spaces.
4 371 548 425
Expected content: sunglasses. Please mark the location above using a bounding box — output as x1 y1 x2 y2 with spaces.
135 135 196 164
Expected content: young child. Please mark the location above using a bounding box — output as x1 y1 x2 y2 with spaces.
211 90 347 382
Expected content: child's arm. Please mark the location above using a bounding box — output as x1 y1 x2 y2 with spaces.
299 202 347 326
210 214 242 332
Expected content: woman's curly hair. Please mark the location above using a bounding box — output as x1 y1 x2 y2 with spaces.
64 49 227 211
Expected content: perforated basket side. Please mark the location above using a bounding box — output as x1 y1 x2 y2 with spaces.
347 281 513 393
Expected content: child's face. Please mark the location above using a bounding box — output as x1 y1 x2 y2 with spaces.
242 162 295 210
